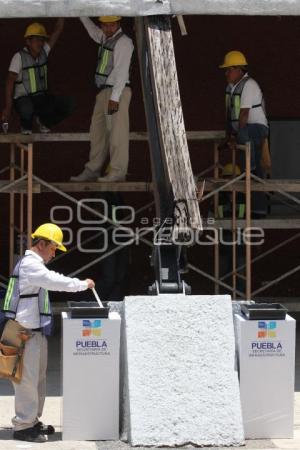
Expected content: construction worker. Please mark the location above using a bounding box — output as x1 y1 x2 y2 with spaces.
1 223 95 443
2 20 74 134
70 16 134 182
219 50 269 217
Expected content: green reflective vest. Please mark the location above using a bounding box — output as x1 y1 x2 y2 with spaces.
225 76 263 132
95 32 123 88
218 203 245 219
2 256 52 328
14 48 48 99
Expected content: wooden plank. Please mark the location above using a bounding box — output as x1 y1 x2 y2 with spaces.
43 182 153 193
0 179 150 193
0 180 40 193
145 16 202 231
204 179 300 192
0 130 225 144
3 177 300 195
135 17 169 221
205 218 300 229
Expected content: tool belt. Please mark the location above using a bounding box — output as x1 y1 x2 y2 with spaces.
0 319 32 383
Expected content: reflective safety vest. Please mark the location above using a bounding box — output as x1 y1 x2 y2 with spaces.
95 32 123 88
14 48 48 99
225 76 264 132
2 256 52 328
218 203 245 219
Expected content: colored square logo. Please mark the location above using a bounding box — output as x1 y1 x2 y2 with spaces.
82 319 102 337
257 321 277 338
258 330 267 338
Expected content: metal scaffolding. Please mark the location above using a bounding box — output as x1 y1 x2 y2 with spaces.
1 131 300 301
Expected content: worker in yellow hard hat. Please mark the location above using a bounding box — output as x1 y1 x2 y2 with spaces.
70 15 134 183
2 19 74 135
2 222 95 443
219 50 269 217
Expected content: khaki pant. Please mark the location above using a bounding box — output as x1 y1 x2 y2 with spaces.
12 332 47 431
85 87 132 177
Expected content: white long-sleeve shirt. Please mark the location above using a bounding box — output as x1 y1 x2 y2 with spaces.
80 17 134 102
15 250 88 329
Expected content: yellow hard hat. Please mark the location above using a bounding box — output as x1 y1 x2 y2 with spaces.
98 16 122 23
222 163 241 177
24 22 48 39
31 223 67 252
219 51 248 69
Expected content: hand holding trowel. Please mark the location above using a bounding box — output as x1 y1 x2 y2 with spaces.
92 288 105 309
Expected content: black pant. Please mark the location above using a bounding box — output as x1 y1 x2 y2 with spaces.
14 94 75 130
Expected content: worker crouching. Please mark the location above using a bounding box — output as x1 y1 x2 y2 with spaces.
219 50 269 217
2 20 74 135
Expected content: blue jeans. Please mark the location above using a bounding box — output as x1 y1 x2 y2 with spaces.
237 124 269 216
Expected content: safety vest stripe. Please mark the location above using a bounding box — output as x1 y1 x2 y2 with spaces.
28 68 37 93
44 290 49 314
104 49 111 72
234 95 240 120
218 204 245 219
3 278 15 310
239 204 245 218
99 49 109 75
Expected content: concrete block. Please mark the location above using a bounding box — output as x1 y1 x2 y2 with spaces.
123 294 244 447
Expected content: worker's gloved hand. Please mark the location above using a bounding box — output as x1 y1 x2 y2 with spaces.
85 279 95 289
107 100 119 115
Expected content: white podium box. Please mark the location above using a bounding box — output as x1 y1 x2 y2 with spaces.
61 311 121 441
235 313 296 439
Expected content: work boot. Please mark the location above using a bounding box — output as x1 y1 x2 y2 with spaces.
70 168 99 182
13 426 47 443
34 421 55 435
21 128 32 135
36 117 50 133
97 173 126 182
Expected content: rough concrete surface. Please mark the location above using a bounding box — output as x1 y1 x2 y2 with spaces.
1 0 300 17
124 295 244 447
